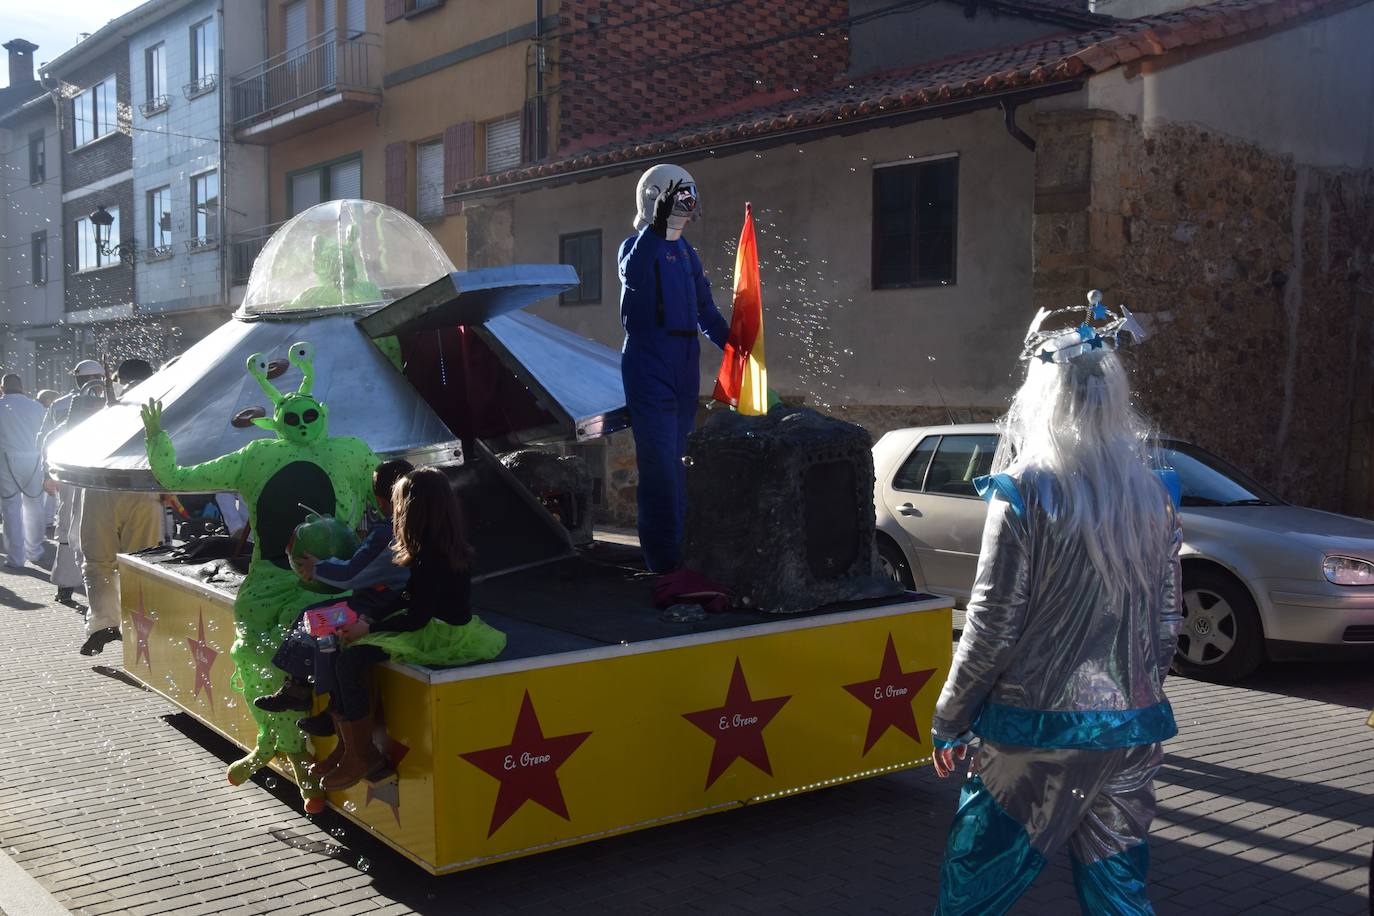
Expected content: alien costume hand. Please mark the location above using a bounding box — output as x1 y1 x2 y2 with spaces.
652 179 686 237
141 399 163 438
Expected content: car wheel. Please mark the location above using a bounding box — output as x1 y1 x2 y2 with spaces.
877 537 915 590
1173 569 1265 683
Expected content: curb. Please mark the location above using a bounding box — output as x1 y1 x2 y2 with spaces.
0 845 71 916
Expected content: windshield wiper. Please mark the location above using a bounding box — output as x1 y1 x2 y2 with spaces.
1180 496 1225 506
1223 499 1272 507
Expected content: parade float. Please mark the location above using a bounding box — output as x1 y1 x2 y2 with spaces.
45 200 953 874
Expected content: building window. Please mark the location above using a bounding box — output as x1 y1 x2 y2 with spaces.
872 155 958 289
190 18 217 82
31 232 47 285
288 155 361 216
145 43 166 101
484 115 521 174
71 75 118 148
559 231 601 306
75 207 119 271
147 186 172 252
27 131 44 184
192 170 219 244
415 140 444 221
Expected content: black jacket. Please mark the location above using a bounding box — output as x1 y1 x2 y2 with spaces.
365 552 472 634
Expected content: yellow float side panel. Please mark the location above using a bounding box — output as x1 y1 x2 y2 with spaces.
318 667 439 868
120 559 258 750
430 606 951 871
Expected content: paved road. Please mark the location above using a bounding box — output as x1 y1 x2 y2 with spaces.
0 552 1369 915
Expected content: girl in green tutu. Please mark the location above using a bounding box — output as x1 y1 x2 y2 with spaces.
316 467 507 791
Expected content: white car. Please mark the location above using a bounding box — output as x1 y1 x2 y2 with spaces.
873 424 1374 682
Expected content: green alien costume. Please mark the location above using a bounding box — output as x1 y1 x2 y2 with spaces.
142 342 380 801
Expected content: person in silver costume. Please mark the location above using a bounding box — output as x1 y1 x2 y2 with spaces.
930 292 1183 915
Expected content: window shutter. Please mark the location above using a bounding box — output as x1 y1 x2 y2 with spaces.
285 1 306 52
416 141 444 220
384 0 406 23
330 159 361 200
484 116 521 174
291 171 321 215
346 0 366 36
443 121 475 215
385 141 407 210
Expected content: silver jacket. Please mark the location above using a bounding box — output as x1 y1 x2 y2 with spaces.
932 467 1182 746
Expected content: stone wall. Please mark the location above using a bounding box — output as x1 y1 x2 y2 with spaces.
1033 109 1374 515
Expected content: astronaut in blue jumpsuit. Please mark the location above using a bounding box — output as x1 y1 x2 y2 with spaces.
619 165 729 572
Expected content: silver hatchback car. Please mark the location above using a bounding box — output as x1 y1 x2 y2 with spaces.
873 424 1374 682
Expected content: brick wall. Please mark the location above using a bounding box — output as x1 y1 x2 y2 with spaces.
556 0 849 154
1033 110 1374 516
63 181 134 313
57 43 132 193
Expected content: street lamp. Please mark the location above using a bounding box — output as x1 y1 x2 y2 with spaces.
89 204 136 265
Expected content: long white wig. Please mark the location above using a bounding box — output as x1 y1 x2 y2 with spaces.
992 349 1170 592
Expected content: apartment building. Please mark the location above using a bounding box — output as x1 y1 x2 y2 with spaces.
227 0 553 274
127 0 267 336
0 39 69 391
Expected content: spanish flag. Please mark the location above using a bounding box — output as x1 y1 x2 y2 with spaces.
712 203 769 415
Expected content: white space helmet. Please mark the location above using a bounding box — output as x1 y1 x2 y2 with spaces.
633 163 700 231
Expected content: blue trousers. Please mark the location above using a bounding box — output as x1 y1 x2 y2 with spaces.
937 740 1161 915
622 334 700 573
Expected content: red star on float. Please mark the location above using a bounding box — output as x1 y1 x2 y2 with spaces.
842 633 937 754
186 608 218 709
129 587 156 671
459 691 592 837
682 658 791 789
366 705 410 825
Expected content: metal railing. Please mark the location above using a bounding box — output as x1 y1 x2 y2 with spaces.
230 31 380 130
229 221 285 285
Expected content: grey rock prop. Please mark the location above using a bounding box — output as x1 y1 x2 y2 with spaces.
498 449 595 546
682 406 903 614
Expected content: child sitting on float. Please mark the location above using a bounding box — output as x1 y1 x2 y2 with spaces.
311 466 506 792
254 458 414 733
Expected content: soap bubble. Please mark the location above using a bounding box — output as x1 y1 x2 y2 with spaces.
343 800 357 813
330 827 345 839
264 776 278 789
355 856 371 872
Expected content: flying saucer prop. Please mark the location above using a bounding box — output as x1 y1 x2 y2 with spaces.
47 200 628 490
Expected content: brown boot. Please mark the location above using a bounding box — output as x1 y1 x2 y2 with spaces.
307 710 347 781
320 713 390 792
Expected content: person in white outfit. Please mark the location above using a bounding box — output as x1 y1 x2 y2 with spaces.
0 374 49 568
39 361 105 604
35 390 58 534
79 359 164 657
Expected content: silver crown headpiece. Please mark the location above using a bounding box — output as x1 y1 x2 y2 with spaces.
1020 290 1146 365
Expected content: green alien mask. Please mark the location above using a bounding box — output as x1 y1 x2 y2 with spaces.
246 341 329 444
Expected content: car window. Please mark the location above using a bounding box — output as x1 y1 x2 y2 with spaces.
1151 440 1281 507
893 436 939 492
925 435 999 497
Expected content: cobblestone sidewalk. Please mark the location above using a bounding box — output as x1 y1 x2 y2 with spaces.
0 555 1369 915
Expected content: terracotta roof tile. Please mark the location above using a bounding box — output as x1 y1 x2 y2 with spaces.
451 0 1369 199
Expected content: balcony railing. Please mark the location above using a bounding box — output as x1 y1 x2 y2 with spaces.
230 221 285 285
230 31 380 131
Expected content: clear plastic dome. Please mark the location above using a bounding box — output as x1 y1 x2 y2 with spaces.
237 199 455 318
